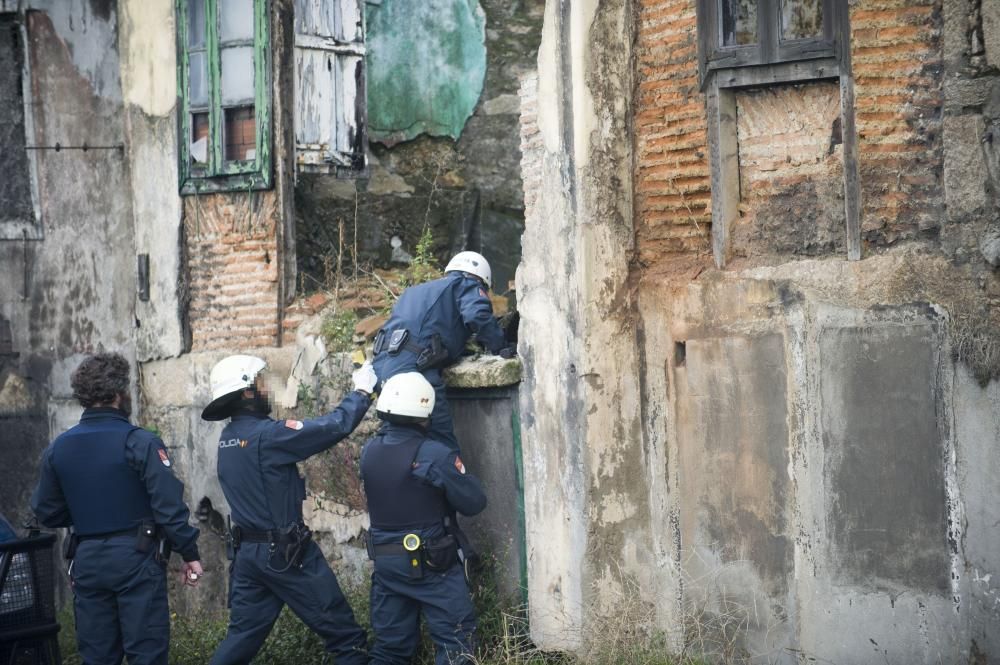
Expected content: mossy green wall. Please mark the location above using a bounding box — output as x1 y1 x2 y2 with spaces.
366 0 487 143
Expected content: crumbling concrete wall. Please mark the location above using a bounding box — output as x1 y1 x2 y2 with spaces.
521 0 1000 661
0 0 137 537
636 261 986 662
118 0 187 361
518 0 654 650
294 0 544 299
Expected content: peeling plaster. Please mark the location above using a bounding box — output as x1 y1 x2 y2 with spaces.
119 0 177 118
32 0 123 100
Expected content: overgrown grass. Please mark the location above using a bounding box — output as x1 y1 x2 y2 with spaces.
320 309 359 354
55 556 715 665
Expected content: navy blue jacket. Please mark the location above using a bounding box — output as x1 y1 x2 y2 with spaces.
361 423 487 545
0 514 15 542
374 272 506 378
31 408 200 561
217 391 371 531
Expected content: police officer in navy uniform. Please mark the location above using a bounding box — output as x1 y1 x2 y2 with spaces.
203 354 377 665
30 353 203 665
361 372 488 665
372 251 512 451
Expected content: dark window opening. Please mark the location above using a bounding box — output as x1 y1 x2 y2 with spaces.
224 106 256 162
0 14 37 234
698 0 837 77
722 0 757 46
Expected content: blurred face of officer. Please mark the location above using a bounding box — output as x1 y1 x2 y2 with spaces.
239 373 276 415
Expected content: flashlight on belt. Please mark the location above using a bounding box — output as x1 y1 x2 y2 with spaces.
403 533 422 578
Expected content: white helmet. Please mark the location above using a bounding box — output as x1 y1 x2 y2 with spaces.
201 355 267 421
445 251 492 290
376 372 436 419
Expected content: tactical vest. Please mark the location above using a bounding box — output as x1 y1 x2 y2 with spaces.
361 429 450 531
51 413 154 536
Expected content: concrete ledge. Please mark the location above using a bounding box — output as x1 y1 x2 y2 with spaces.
443 354 522 388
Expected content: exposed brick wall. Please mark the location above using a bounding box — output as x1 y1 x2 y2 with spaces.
184 192 282 350
733 82 847 256
635 0 712 265
851 0 944 243
633 0 946 264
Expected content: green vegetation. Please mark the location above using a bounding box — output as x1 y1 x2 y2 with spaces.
56 556 716 665
320 309 359 354
401 225 444 289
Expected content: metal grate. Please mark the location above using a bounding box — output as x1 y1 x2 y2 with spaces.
0 533 60 665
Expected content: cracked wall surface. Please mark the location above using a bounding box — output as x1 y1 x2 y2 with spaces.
521 0 1000 661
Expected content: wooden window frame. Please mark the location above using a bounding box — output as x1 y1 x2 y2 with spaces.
176 0 273 195
699 0 838 76
696 0 861 267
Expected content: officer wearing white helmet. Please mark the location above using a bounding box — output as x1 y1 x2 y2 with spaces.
372 250 513 451
360 372 487 664
203 354 378 665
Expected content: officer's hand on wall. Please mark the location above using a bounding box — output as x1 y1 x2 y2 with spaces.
352 361 378 395
181 560 204 588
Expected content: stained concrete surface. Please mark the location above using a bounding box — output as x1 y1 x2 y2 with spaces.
679 334 792 597
821 325 949 592
449 387 524 599
0 0 137 537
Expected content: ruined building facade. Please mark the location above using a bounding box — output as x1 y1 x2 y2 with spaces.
1 0 999 662
519 0 1000 661
0 0 540 611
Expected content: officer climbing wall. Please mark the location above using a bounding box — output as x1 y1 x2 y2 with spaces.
360 372 488 665
372 251 513 451
203 354 378 665
30 353 203 665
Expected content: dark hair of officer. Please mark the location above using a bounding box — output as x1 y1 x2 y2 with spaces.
71 353 130 408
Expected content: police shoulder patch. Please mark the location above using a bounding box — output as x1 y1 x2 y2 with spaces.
454 455 466 474
157 448 171 467
284 419 304 431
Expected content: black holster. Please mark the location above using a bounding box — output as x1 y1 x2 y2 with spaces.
444 516 480 571
423 534 458 571
415 334 449 371
280 522 312 569
136 520 157 553
63 528 79 561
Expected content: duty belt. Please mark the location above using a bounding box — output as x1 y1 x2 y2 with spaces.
372 329 424 357
370 542 409 557
77 528 136 541
230 525 302 547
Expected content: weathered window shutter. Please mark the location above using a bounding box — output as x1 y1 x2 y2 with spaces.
294 0 367 174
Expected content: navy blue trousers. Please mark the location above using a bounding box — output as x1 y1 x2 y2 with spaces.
71 535 169 665
210 541 367 665
369 557 476 665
